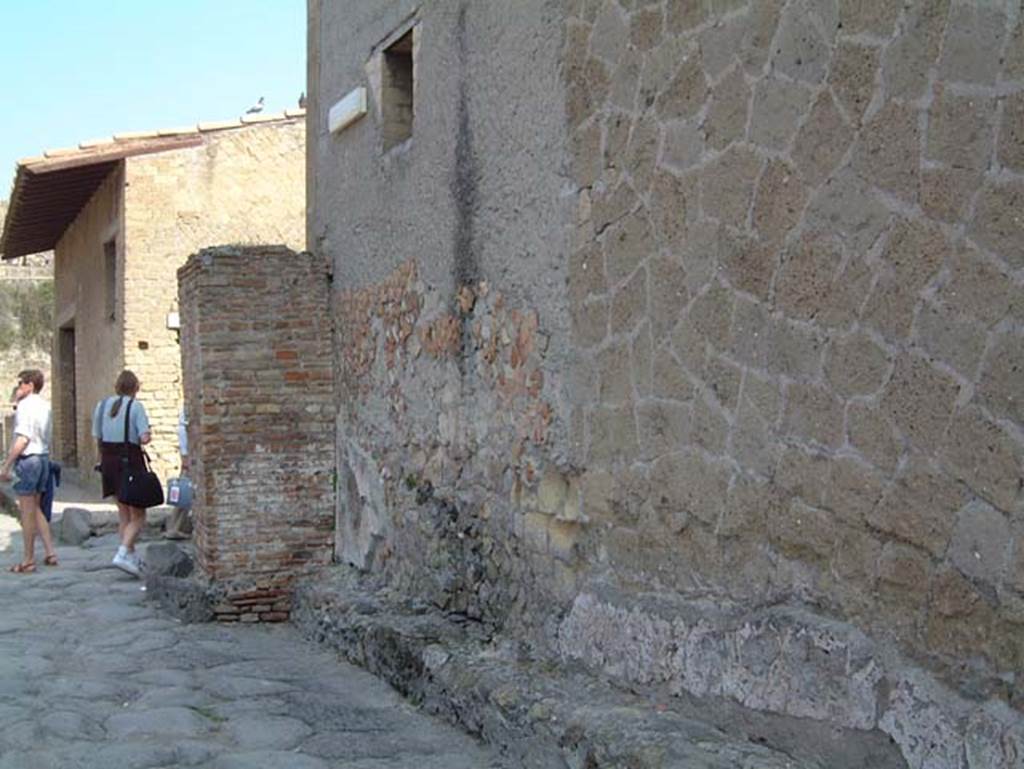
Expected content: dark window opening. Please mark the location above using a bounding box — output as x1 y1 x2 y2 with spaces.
382 30 414 150
103 238 117 322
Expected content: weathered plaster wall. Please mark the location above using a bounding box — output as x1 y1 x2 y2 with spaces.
311 0 576 629
123 119 306 477
53 168 124 471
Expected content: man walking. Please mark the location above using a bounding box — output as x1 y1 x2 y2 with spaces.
0 369 57 572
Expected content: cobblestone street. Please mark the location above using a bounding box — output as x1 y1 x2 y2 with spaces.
0 516 507 769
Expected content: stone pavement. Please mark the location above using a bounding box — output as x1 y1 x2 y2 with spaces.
0 516 509 769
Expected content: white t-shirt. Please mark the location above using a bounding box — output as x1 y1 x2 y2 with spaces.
13 392 52 455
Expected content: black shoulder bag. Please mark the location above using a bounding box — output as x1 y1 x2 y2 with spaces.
117 398 165 509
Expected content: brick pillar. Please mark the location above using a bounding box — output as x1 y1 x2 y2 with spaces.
178 246 334 622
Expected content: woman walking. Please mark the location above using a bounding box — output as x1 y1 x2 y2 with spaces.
92 370 152 577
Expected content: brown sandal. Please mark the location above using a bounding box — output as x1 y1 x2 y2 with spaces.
9 562 35 574
43 555 58 567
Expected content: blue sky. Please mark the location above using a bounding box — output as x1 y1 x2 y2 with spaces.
0 0 305 199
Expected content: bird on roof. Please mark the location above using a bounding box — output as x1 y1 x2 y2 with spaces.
298 92 307 109
245 97 264 115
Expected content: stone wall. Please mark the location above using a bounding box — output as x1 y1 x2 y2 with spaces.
50 119 306 481
53 168 125 472
178 246 334 622
312 1 1024 765
123 119 306 478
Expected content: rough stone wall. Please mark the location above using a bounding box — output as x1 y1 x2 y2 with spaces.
560 0 1024 762
312 0 1024 765
52 169 125 472
124 119 306 478
178 246 334 622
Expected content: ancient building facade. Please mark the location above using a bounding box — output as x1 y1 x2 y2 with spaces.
310 1 1023 764
1 115 306 480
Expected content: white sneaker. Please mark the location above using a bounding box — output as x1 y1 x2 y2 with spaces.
112 551 141 578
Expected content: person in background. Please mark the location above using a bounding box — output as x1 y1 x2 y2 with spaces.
92 370 152 577
0 369 58 572
164 407 192 540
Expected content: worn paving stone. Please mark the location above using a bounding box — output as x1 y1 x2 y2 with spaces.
0 534 509 769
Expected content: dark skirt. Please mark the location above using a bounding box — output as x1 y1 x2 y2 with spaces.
99 442 144 500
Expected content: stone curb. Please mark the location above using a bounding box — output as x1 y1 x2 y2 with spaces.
291 568 905 769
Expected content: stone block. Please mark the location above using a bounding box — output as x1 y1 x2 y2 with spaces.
949 500 1011 589
637 399 692 460
568 56 610 128
719 473 776 539
597 341 632 406
580 468 616 524
537 468 569 516
625 116 659 194
144 542 195 578
837 0 901 36
717 230 776 301
687 280 734 350
846 402 900 474
861 275 916 343
938 245 1020 327
590 2 630 65
666 0 707 34
649 170 697 253
880 355 959 452
969 180 1024 269
881 0 948 101
915 302 986 379
587 404 639 465
652 353 695 402
825 332 890 398
782 382 844 449
998 91 1024 174
920 167 982 224
610 268 648 334
938 2 1006 86
655 56 707 121
522 512 549 554
1006 17 1024 80
750 77 813 151
792 91 854 188
650 450 730 531
852 101 920 202
631 322 654 398
604 210 654 285
774 234 842 322
58 507 92 546
926 87 996 172
769 498 834 564
648 254 689 341
826 456 887 529
775 446 830 508
804 170 889 254
975 331 1024 425
703 354 741 413
572 296 609 348
662 119 704 172
689 394 729 455
629 6 663 51
700 145 762 227
829 43 877 127
609 46 642 111
753 159 807 252
592 180 639 235
869 457 966 557
832 525 882 595
772 3 832 84
569 242 607 308
703 66 750 151
548 520 582 563
1012 534 1024 594
877 541 930 592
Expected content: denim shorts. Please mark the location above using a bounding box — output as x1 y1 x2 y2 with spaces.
14 454 50 495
